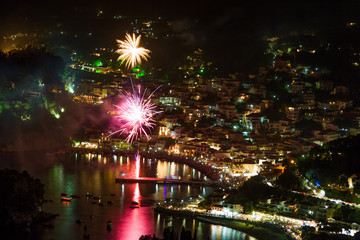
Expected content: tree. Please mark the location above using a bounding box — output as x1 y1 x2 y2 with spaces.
276 168 303 191
0 169 44 235
243 201 254 214
196 116 216 128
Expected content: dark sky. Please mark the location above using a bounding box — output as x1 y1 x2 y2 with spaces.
1 0 359 37
1 0 360 72
1 0 359 21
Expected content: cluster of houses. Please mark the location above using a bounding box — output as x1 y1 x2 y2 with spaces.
73 58 360 182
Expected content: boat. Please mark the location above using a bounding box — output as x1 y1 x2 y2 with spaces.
76 219 82 224
93 195 101 200
107 220 112 231
129 205 139 209
60 193 68 196
107 201 114 205
86 192 93 197
46 150 66 156
45 152 57 157
42 223 54 228
61 197 71 202
131 201 139 205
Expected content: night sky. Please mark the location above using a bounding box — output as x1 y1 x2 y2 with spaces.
1 0 360 72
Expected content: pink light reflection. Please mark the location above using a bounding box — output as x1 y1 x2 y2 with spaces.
135 151 140 179
133 183 140 203
114 151 156 239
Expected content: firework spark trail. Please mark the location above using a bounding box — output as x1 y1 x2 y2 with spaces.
116 33 151 69
108 78 161 143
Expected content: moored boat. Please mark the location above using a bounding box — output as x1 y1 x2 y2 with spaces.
93 195 101 200
86 192 93 197
107 220 112 231
61 197 71 202
71 194 80 198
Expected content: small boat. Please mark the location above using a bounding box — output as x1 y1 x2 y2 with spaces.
107 220 112 231
93 196 101 200
86 192 93 197
46 152 57 157
107 201 114 205
61 193 68 196
42 223 54 228
71 194 80 199
61 197 71 202
76 219 82 224
131 201 139 205
129 205 139 209
46 150 65 156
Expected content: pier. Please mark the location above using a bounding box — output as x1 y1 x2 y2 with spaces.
115 177 219 186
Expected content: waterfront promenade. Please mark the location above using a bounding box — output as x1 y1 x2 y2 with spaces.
115 176 219 186
155 206 291 240
71 148 220 180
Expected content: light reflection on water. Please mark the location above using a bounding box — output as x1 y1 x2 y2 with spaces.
0 152 254 240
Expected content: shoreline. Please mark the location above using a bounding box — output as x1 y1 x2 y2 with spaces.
70 148 221 181
155 207 292 240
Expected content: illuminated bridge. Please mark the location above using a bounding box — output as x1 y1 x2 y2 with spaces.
115 177 219 186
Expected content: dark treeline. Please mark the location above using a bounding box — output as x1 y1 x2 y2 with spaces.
0 169 44 238
0 48 98 151
299 135 360 192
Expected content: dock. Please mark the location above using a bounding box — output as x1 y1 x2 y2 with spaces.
115 177 219 186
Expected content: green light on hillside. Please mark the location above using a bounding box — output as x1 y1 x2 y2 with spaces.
133 65 145 77
200 68 204 73
133 65 141 73
93 59 102 67
50 109 60 119
136 71 145 77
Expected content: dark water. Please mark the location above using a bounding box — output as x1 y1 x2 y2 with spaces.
1 152 254 240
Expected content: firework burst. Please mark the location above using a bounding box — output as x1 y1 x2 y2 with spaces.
109 79 161 143
116 33 151 69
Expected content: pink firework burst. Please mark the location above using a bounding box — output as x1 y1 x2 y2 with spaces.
109 79 161 143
